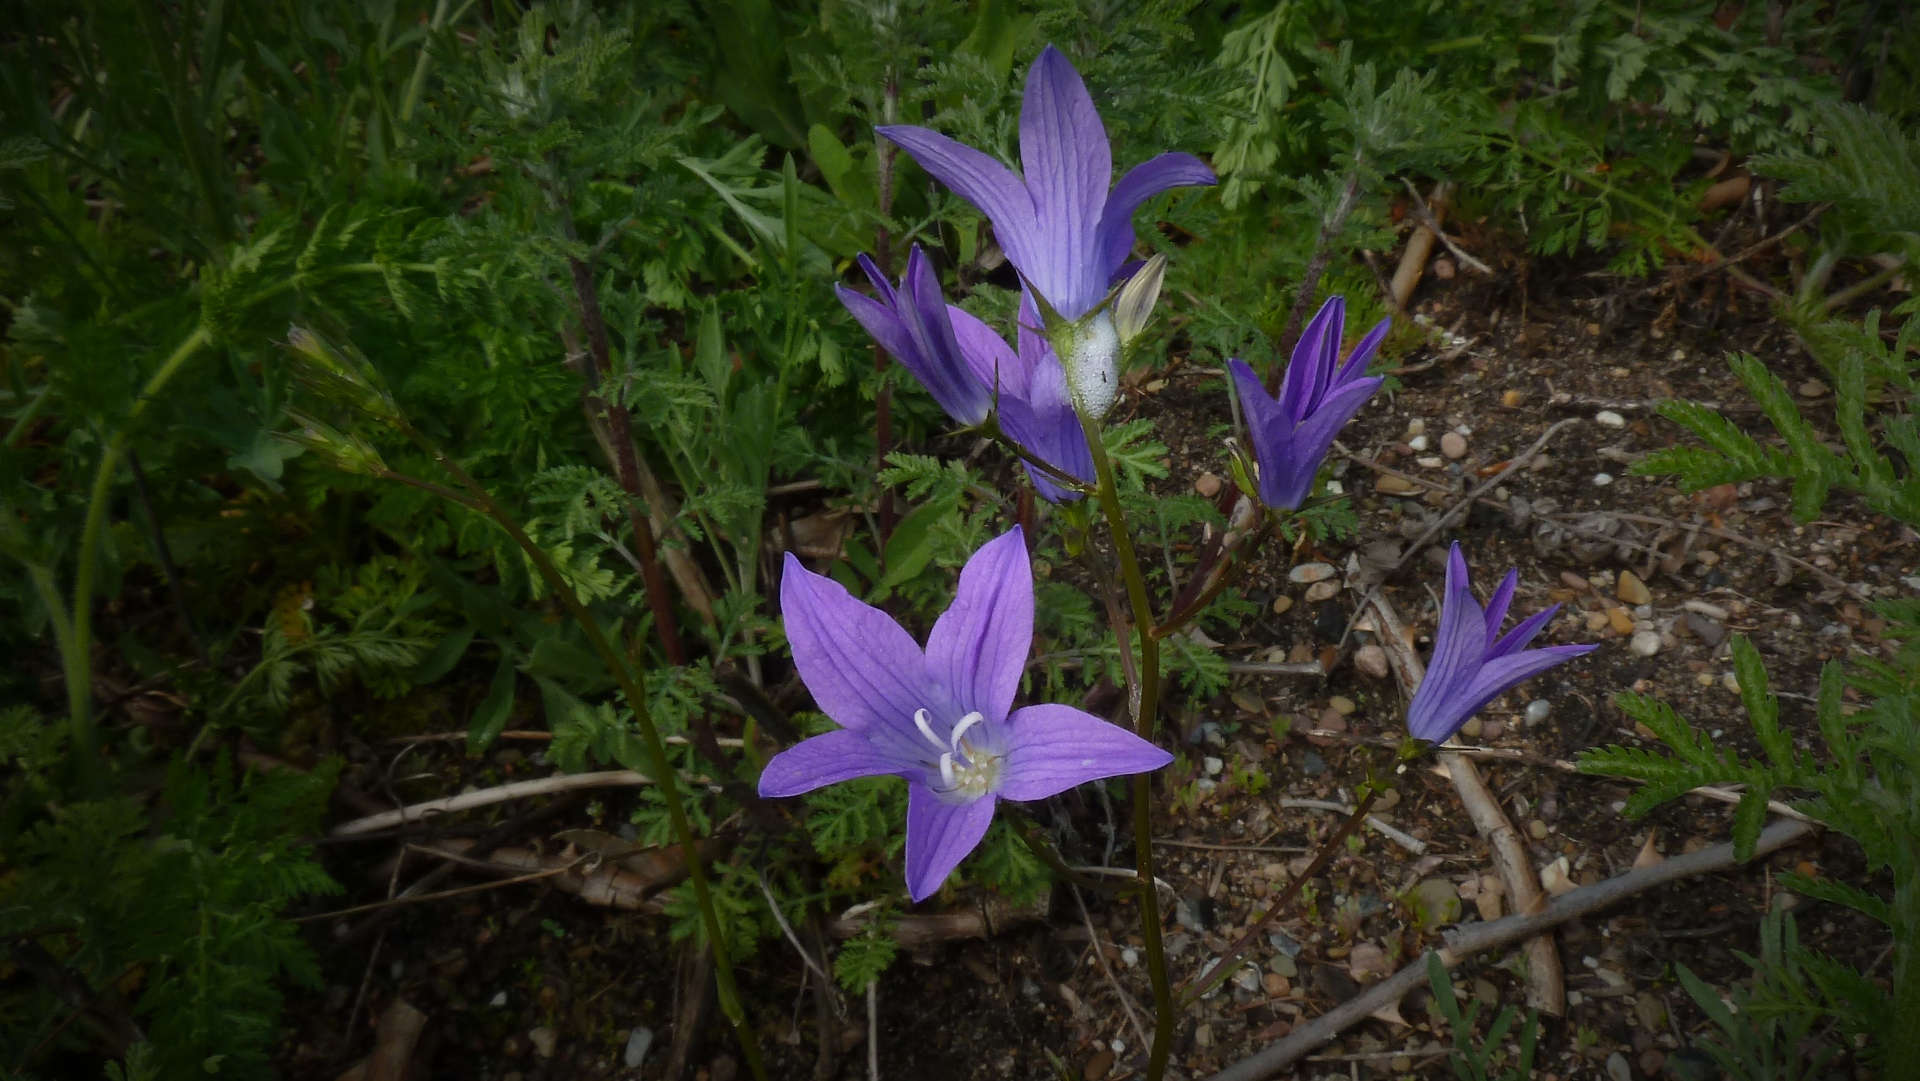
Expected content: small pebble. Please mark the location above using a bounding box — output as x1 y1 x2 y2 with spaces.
1405 418 1427 436
1529 453 1552 472
1262 972 1288 996
1593 472 1615 486
1630 630 1662 657
1120 947 1139 968
1616 569 1652 605
1304 580 1339 603
1416 455 1445 468
1525 699 1551 725
1440 431 1468 459
1595 410 1626 428
624 1028 654 1068
1084 1050 1115 1081
1501 388 1527 408
1722 672 1741 693
1270 595 1293 615
1408 434 1430 451
1376 475 1417 494
1195 472 1223 497
1460 717 1482 738
1353 644 1390 679
1288 561 1337 584
1528 819 1549 840
1203 756 1224 776
1607 607 1635 636
528 1027 557 1059
1329 695 1357 715
1606 1050 1632 1081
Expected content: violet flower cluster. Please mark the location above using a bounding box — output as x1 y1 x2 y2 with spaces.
763 45 1596 903
837 45 1215 498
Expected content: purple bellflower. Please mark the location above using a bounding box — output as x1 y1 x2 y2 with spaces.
836 246 994 427
1406 543 1598 744
1229 297 1389 511
878 45 1215 417
948 301 1095 502
759 527 1172 901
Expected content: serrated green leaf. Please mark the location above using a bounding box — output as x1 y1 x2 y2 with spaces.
1731 636 1792 769
1776 871 1891 925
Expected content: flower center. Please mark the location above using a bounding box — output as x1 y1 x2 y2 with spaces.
911 708 1004 801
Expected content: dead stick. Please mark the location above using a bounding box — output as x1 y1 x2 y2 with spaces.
1390 181 1450 308
331 770 686 837
1205 818 1816 1081
1366 593 1564 1016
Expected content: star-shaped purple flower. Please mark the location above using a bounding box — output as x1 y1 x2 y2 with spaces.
1406 543 1598 744
836 246 994 427
1229 297 1388 512
878 45 1216 324
759 527 1172 901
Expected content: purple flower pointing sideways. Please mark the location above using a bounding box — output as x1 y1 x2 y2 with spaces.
1229 297 1388 512
836 246 994 427
760 527 1172 901
947 302 1094 502
1406 543 1598 744
877 45 1216 324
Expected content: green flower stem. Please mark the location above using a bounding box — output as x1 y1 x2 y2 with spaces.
1075 408 1175 1081
64 262 414 781
406 436 767 1081
69 323 212 772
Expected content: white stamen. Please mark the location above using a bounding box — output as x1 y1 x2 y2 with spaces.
938 752 956 788
948 711 985 756
912 708 944 750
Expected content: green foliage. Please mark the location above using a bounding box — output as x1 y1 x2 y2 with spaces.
1637 305 1920 524
1 734 340 1079
1753 100 1920 262
833 926 901 994
1675 906 1850 1081
1425 953 1540 1081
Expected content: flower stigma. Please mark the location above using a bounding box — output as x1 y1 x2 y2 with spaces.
911 707 1003 800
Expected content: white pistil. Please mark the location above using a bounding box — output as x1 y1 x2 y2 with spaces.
948 711 984 755
938 753 957 788
912 708 944 751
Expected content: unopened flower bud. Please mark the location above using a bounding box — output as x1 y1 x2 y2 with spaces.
1114 253 1167 347
1057 310 1120 420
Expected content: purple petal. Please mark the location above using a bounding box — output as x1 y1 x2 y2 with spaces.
758 728 915 798
926 528 1032 722
1449 644 1599 730
837 286 916 370
1279 297 1345 419
1481 569 1521 647
780 553 932 765
1490 603 1559 657
878 124 1041 293
1230 358 1307 509
948 305 1024 399
855 253 895 301
1096 152 1217 278
1019 46 1111 317
904 785 997 901
1265 374 1381 509
1334 317 1391 384
1001 354 1091 502
996 704 1173 801
1411 544 1487 735
897 249 991 424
